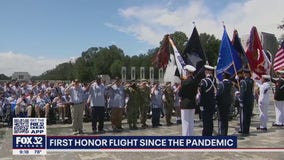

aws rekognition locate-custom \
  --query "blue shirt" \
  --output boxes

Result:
[107,84,125,108]
[89,83,106,107]
[150,87,162,108]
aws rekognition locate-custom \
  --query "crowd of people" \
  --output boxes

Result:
[0,64,284,136]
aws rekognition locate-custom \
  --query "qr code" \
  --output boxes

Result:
[13,118,29,134]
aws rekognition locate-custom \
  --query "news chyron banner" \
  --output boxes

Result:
[12,118,237,154]
[47,136,237,151]
[13,118,47,155]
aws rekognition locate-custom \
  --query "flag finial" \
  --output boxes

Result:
[222,21,225,28]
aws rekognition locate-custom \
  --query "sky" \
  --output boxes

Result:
[0,0,283,76]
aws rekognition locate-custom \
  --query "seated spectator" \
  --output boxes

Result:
[35,91,51,119]
[52,93,67,121]
[15,93,32,117]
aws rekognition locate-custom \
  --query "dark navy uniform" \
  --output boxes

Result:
[179,75,198,136]
[179,77,198,110]
[216,79,233,136]
[239,76,254,134]
[199,75,217,136]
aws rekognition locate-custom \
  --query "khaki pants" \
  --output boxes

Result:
[71,103,84,131]
[15,105,33,117]
[111,108,124,129]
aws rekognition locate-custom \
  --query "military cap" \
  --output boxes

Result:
[243,68,251,73]
[183,65,196,72]
[262,75,270,79]
[204,65,214,70]
[277,70,284,74]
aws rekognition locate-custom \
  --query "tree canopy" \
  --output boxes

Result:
[35,31,221,81]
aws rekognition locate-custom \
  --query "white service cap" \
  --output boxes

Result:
[262,75,270,79]
[183,65,196,72]
[277,70,284,74]
[204,65,214,70]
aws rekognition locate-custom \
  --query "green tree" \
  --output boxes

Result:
[169,31,188,53]
[0,74,10,80]
[278,18,284,30]
[278,18,284,42]
[36,31,220,81]
[110,60,123,78]
[199,33,221,66]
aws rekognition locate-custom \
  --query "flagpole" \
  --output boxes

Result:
[223,23,241,89]
[168,35,184,79]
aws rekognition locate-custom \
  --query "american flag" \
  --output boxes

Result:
[273,41,284,72]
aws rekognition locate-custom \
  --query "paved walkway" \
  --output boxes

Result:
[1,100,284,159]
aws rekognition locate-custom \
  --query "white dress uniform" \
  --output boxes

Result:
[257,79,271,129]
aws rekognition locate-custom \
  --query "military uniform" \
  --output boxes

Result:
[125,83,139,129]
[199,74,217,136]
[179,65,198,136]
[216,77,233,136]
[163,83,174,126]
[239,73,254,134]
[139,83,150,128]
[257,75,271,130]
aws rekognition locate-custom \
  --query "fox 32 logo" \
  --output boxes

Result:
[13,135,46,155]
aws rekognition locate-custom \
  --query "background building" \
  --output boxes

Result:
[12,72,31,81]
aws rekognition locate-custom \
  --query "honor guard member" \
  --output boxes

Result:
[256,75,271,131]
[199,65,217,136]
[271,70,284,126]
[179,65,198,136]
[125,80,139,130]
[139,80,151,128]
[216,71,233,136]
[163,81,174,126]
[239,68,254,135]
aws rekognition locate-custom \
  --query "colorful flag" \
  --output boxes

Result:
[232,30,248,68]
[216,27,242,81]
[168,36,187,79]
[152,35,170,69]
[183,27,207,80]
[163,54,181,84]
[245,26,270,78]
[273,41,284,72]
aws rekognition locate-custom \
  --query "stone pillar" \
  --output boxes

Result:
[158,68,164,84]
[131,67,136,80]
[149,67,154,84]
[140,67,145,80]
[121,66,126,82]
